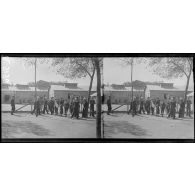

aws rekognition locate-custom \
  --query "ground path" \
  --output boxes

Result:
[103,113,194,139]
[2,113,96,138]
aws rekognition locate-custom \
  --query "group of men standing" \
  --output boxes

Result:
[10,94,193,119]
[106,95,192,119]
[31,95,96,119]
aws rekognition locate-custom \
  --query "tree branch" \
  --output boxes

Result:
[171,60,188,77]
[187,58,193,70]
[77,62,92,78]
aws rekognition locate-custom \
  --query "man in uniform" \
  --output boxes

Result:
[90,97,95,117]
[131,97,137,117]
[139,97,145,114]
[64,99,70,117]
[160,100,166,117]
[168,97,176,119]
[54,98,59,115]
[145,97,151,115]
[40,96,44,114]
[186,97,192,117]
[69,98,74,116]
[33,96,41,117]
[10,96,15,115]
[179,98,185,118]
[59,97,64,116]
[166,97,171,116]
[31,97,38,115]
[107,96,112,115]
[72,97,80,119]
[49,97,55,115]
[151,99,155,115]
[43,96,49,114]
[82,98,88,118]
[156,97,160,116]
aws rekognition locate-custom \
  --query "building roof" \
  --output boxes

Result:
[104,86,144,92]
[2,86,48,92]
[51,84,144,92]
[146,85,189,91]
[50,85,96,91]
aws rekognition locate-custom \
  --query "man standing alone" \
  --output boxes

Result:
[10,96,15,115]
[107,96,112,115]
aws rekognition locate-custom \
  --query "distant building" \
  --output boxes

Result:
[159,83,174,89]
[145,85,192,100]
[1,85,48,104]
[104,84,145,104]
[49,83,96,99]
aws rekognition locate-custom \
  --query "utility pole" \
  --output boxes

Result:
[35,58,37,100]
[94,58,102,139]
[131,62,133,101]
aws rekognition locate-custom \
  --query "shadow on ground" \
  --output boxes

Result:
[2,121,51,138]
[103,121,148,138]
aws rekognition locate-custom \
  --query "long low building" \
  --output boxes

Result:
[49,83,96,100]
[49,83,145,104]
[145,85,193,100]
[2,82,193,106]
[103,85,144,104]
[1,85,48,104]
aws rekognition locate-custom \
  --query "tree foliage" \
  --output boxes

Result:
[147,57,193,79]
[147,57,193,106]
[22,57,50,68]
[51,58,95,79]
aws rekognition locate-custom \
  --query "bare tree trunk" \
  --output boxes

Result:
[86,68,95,116]
[94,59,101,138]
[184,71,192,105]
[131,63,133,101]
[35,59,37,99]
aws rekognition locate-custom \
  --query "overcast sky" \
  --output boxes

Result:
[2,57,194,88]
[103,58,194,87]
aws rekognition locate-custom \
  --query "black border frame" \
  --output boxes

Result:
[1,53,194,143]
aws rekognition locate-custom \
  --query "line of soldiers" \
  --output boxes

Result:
[106,95,192,119]
[127,96,192,119]
[31,95,96,119]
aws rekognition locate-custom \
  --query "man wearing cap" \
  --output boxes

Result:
[179,98,185,118]
[10,96,15,115]
[168,97,176,119]
[64,99,70,117]
[139,97,145,114]
[43,96,49,114]
[156,97,160,116]
[35,96,41,117]
[90,97,95,117]
[130,96,137,117]
[160,100,166,117]
[72,97,80,119]
[186,97,192,117]
[107,96,112,115]
[145,97,151,115]
[82,98,88,118]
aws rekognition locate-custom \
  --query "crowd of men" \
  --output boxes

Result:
[10,94,193,119]
[106,95,193,119]
[10,95,96,119]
